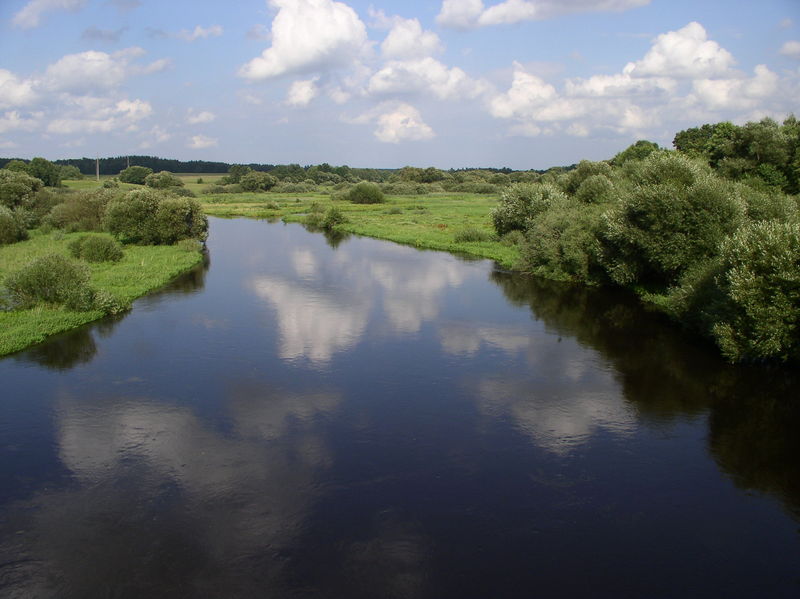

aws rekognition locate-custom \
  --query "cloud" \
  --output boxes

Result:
[352,102,435,144]
[246,24,271,40]
[176,25,223,42]
[489,62,557,119]
[238,0,369,80]
[47,98,153,134]
[41,48,166,94]
[690,65,779,111]
[628,22,735,79]
[780,40,800,59]
[188,134,218,149]
[0,110,43,134]
[286,78,320,107]
[0,69,39,109]
[186,109,216,124]
[12,0,86,29]
[381,18,443,60]
[368,57,489,100]
[436,0,650,29]
[81,26,127,43]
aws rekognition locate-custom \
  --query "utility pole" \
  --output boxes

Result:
[96,157,100,182]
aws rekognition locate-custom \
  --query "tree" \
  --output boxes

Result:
[239,171,278,192]
[0,168,43,208]
[144,171,184,189]
[224,164,251,184]
[611,140,660,165]
[119,165,154,184]
[59,164,83,180]
[26,157,61,187]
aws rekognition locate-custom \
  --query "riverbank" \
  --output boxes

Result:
[0,231,203,356]
[200,191,520,269]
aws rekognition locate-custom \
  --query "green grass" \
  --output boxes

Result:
[200,192,520,268]
[0,231,203,356]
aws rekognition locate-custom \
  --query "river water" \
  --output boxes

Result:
[1,217,798,598]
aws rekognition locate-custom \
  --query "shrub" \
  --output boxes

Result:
[0,205,28,245]
[347,182,385,204]
[611,140,661,166]
[4,254,95,311]
[737,184,797,223]
[43,189,114,232]
[491,183,566,236]
[68,234,124,263]
[500,230,525,247]
[562,160,613,195]
[322,206,347,230]
[574,174,615,204]
[22,189,63,226]
[240,171,278,192]
[153,196,208,244]
[59,165,83,180]
[102,178,120,189]
[196,177,203,184]
[711,221,800,362]
[104,188,162,244]
[0,168,43,209]
[600,153,744,287]
[265,200,280,210]
[454,227,493,243]
[119,166,153,185]
[520,200,606,283]
[25,157,61,187]
[145,171,184,189]
[167,187,196,198]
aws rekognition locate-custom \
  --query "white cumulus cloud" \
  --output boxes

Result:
[176,25,223,42]
[0,69,39,109]
[780,40,800,59]
[352,102,435,144]
[629,22,735,79]
[47,98,152,134]
[187,109,216,124]
[41,48,166,94]
[437,0,650,29]
[188,134,218,149]
[286,78,320,107]
[368,57,489,100]
[381,17,443,60]
[12,0,86,29]
[238,0,369,80]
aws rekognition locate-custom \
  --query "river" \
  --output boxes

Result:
[1,217,798,598]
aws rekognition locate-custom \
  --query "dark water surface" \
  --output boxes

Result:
[1,218,798,598]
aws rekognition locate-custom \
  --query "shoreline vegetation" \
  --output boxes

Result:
[1,115,798,362]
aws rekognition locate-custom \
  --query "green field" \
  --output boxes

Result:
[0,231,203,356]
[199,190,520,269]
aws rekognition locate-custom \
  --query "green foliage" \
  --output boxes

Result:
[68,234,124,263]
[102,178,120,189]
[520,199,606,282]
[145,170,184,189]
[224,164,251,184]
[105,189,206,245]
[322,206,347,230]
[4,253,95,311]
[240,171,278,192]
[0,206,28,245]
[59,164,83,180]
[738,185,798,223]
[119,165,154,184]
[0,168,43,209]
[25,157,62,187]
[153,196,208,244]
[44,189,114,232]
[454,227,493,243]
[574,174,615,204]
[562,160,613,195]
[491,182,566,236]
[712,221,800,362]
[611,140,660,166]
[347,182,385,204]
[601,153,744,287]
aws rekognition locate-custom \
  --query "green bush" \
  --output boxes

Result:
[240,171,278,192]
[0,205,28,245]
[738,184,797,223]
[119,166,153,184]
[68,234,124,263]
[43,189,114,232]
[491,183,566,236]
[562,160,613,195]
[574,174,615,204]
[711,221,800,362]
[102,178,120,189]
[322,206,347,230]
[167,187,196,198]
[59,165,83,180]
[0,168,43,209]
[22,189,63,227]
[520,200,606,283]
[145,171,184,189]
[4,254,95,311]
[153,196,208,244]
[104,189,162,244]
[600,153,744,287]
[454,227,493,243]
[347,182,385,204]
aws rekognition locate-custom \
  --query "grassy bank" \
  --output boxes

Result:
[200,192,520,269]
[0,231,203,356]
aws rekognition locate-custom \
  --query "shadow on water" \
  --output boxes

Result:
[490,270,800,521]
[9,252,210,371]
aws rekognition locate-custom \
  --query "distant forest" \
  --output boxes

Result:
[0,155,538,179]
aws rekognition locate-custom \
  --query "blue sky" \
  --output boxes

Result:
[1,0,798,169]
